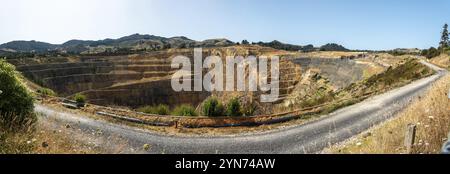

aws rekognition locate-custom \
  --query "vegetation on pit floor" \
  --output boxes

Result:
[171,105,198,116]
[202,97,225,117]
[136,98,252,117]
[328,74,450,154]
[73,93,87,104]
[225,98,242,117]
[36,87,56,97]
[138,104,199,116]
[137,104,170,115]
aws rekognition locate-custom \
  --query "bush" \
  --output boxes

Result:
[421,47,440,59]
[202,97,224,117]
[172,105,197,116]
[225,98,242,116]
[0,59,36,131]
[37,87,55,96]
[73,93,86,104]
[138,104,170,115]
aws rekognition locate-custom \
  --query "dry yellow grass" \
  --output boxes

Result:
[327,74,450,154]
[430,54,450,69]
[0,125,101,154]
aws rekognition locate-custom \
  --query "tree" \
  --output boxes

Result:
[241,40,250,45]
[421,47,440,59]
[439,24,449,51]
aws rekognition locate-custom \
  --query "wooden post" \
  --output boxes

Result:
[404,124,416,154]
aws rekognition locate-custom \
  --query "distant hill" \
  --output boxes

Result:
[0,34,350,56]
[254,40,315,52]
[0,34,235,55]
[319,43,349,51]
[253,41,350,52]
[0,40,58,53]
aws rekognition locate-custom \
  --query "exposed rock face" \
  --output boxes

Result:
[82,79,211,108]
[203,46,303,114]
[16,59,174,96]
[291,58,369,90]
[281,68,334,108]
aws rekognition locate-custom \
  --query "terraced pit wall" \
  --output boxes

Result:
[9,55,211,108]
[8,48,303,109]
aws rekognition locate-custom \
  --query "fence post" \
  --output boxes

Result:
[404,124,416,154]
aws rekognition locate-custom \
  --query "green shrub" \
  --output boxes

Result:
[225,98,242,117]
[202,97,224,117]
[138,104,170,115]
[0,59,36,131]
[421,47,440,59]
[172,105,197,116]
[73,93,86,104]
[37,87,56,96]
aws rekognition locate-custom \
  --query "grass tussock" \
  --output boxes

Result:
[171,105,198,116]
[36,87,56,97]
[330,74,450,154]
[73,93,87,104]
[137,104,170,115]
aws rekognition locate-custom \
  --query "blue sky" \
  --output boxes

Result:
[1,0,449,50]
